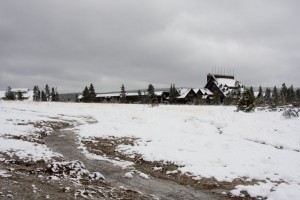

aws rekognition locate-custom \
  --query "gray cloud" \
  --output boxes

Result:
[0,0,299,92]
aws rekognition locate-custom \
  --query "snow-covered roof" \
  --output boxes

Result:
[193,89,200,93]
[177,88,192,99]
[215,78,237,88]
[96,93,120,98]
[200,88,213,95]
[11,88,30,93]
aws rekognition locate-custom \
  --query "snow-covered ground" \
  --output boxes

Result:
[0,101,299,199]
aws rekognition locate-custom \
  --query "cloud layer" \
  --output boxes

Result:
[1,0,299,92]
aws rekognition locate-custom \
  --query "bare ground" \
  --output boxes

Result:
[0,119,261,200]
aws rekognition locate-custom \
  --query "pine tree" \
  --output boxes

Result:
[296,89,300,102]
[280,83,288,105]
[88,83,96,102]
[272,86,279,106]
[249,86,254,96]
[5,86,15,100]
[41,90,47,101]
[147,84,157,106]
[17,91,23,100]
[256,85,264,105]
[37,89,41,101]
[51,87,55,101]
[287,85,295,103]
[82,86,90,102]
[237,89,256,112]
[120,84,127,103]
[264,87,271,104]
[45,84,50,101]
[169,84,178,104]
[33,86,37,101]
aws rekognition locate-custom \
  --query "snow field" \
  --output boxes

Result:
[0,101,300,199]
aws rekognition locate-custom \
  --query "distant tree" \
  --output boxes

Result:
[264,87,271,104]
[51,87,56,101]
[82,86,90,102]
[41,90,47,101]
[169,84,178,104]
[272,86,280,106]
[5,86,15,100]
[258,86,263,98]
[249,86,254,96]
[237,89,256,112]
[120,84,127,103]
[287,85,295,103]
[17,91,23,100]
[147,84,157,106]
[45,84,50,101]
[296,89,300,102]
[256,85,264,105]
[33,85,40,101]
[88,83,96,102]
[280,83,288,105]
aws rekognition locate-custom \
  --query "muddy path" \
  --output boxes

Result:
[45,128,228,200]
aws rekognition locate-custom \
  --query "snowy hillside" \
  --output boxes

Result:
[0,101,299,199]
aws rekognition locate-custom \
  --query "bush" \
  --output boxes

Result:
[237,89,256,112]
[282,108,299,118]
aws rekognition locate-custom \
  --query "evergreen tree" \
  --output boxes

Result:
[41,90,47,101]
[88,83,96,102]
[264,87,271,104]
[51,87,56,101]
[147,84,157,106]
[272,86,279,106]
[33,85,40,101]
[5,86,15,100]
[256,85,264,105]
[249,86,254,96]
[45,84,50,101]
[169,84,178,104]
[280,83,288,105]
[237,89,256,112]
[37,89,41,101]
[287,85,295,103]
[33,86,37,101]
[82,86,90,102]
[17,91,23,100]
[258,86,263,98]
[120,84,127,103]
[296,89,300,102]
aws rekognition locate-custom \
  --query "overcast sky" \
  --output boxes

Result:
[0,0,299,93]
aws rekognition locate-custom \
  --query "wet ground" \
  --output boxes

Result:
[44,128,228,200]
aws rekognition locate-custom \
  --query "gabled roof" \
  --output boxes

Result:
[177,88,194,99]
[11,88,30,93]
[200,88,213,95]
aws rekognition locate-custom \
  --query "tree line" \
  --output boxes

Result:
[80,83,159,106]
[32,84,59,102]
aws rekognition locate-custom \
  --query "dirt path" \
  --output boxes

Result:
[45,128,228,200]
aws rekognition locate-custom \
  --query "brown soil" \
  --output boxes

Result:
[0,121,154,200]
[83,137,265,200]
[0,155,153,199]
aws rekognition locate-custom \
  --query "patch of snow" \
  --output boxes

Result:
[124,172,134,178]
[0,170,11,177]
[139,172,150,179]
